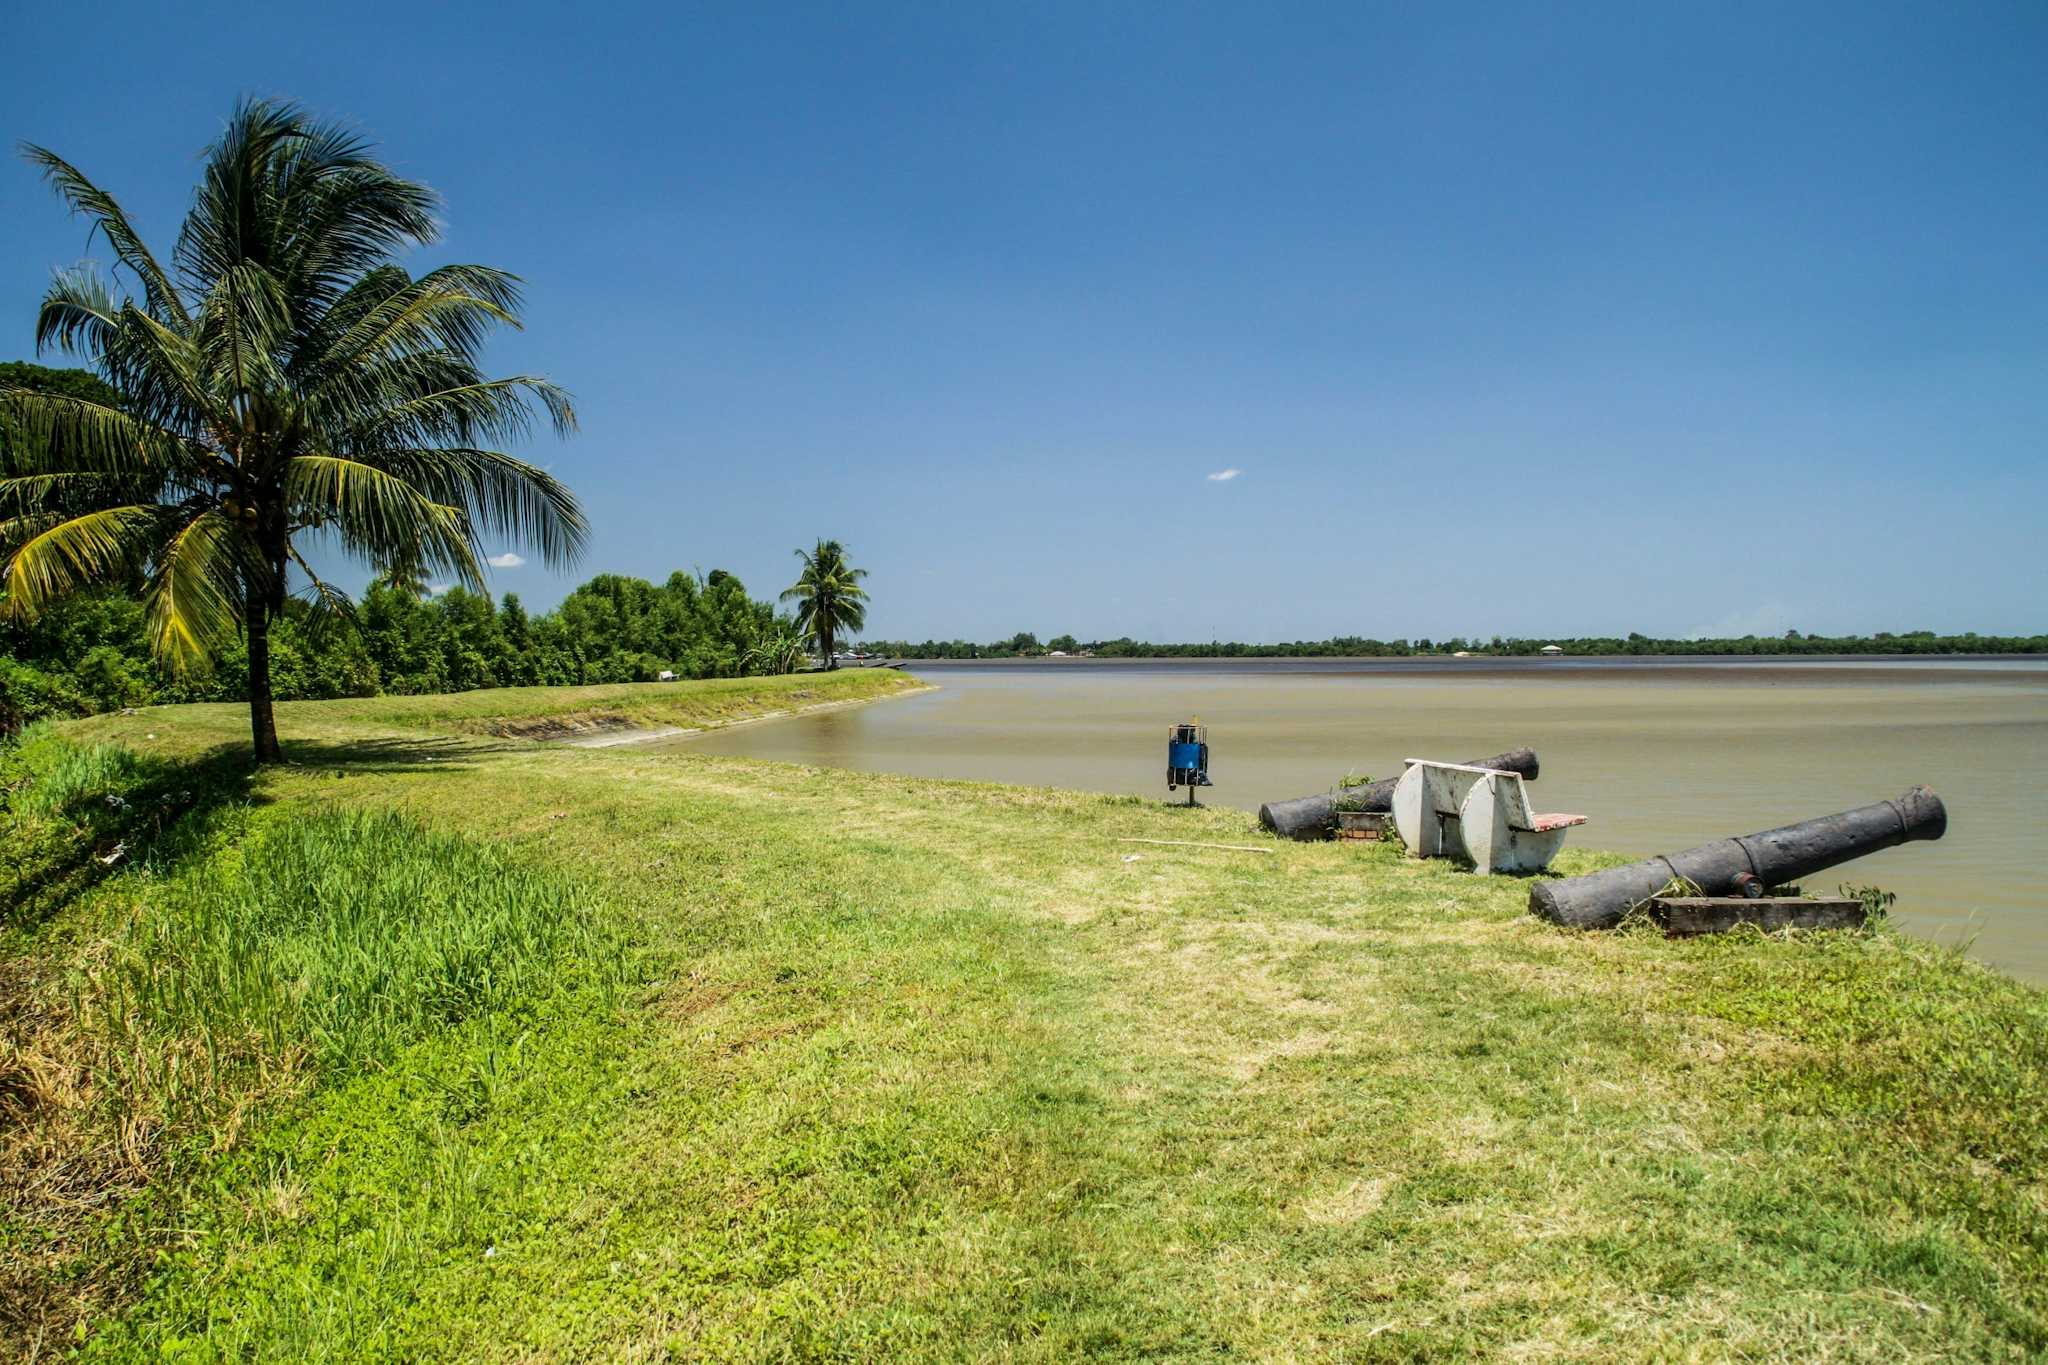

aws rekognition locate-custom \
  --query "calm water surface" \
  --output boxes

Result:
[658,658,2048,984]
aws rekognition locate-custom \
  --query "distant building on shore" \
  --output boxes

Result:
[1540,644,1565,656]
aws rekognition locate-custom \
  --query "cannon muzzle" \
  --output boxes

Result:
[1259,747,1540,841]
[1529,786,1947,930]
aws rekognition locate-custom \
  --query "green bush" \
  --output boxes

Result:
[72,645,152,711]
[0,657,87,737]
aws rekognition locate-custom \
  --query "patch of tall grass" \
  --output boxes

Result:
[88,808,636,1126]
[6,737,150,820]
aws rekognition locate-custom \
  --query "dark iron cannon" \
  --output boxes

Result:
[1259,747,1541,841]
[1529,785,1947,930]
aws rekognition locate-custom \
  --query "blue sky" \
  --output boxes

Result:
[5,1,2044,641]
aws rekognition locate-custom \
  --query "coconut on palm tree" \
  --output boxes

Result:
[0,99,584,761]
[780,539,868,670]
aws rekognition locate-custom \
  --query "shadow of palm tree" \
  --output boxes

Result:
[3,744,257,933]
[2,731,531,933]
[276,733,526,772]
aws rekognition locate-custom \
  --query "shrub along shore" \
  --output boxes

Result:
[3,671,2044,1359]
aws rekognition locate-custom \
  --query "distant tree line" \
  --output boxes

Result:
[0,569,808,736]
[863,629,2048,660]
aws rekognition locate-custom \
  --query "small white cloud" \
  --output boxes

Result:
[1206,468,1241,482]
[487,552,526,569]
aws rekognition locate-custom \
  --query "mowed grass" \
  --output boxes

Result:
[4,677,2045,1360]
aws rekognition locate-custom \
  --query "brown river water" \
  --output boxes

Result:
[651,658,2048,985]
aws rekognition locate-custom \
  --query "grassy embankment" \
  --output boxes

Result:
[4,670,2045,1360]
[320,669,925,739]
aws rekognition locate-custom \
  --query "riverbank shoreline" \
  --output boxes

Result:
[5,677,2043,1358]
[904,651,2048,663]
[554,681,938,748]
[899,654,2048,685]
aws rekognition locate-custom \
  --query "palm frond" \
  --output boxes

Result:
[147,507,243,672]
[0,471,149,518]
[304,267,523,391]
[268,125,440,307]
[351,376,577,448]
[176,100,441,320]
[284,453,484,588]
[98,307,219,440]
[0,388,221,485]
[0,505,161,616]
[341,446,586,566]
[286,542,357,623]
[196,260,293,405]
[20,144,189,323]
[33,265,125,358]
[172,97,313,291]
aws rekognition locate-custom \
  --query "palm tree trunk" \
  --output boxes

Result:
[246,541,285,764]
[246,593,283,763]
[821,620,835,670]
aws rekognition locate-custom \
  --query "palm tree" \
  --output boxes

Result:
[780,540,868,670]
[380,557,432,601]
[0,99,584,761]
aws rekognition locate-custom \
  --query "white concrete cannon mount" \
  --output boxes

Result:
[1391,759,1587,874]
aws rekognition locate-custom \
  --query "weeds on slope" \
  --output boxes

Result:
[1,735,639,1360]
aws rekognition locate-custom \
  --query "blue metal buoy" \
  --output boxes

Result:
[1167,721,1211,805]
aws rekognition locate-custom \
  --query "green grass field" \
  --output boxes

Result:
[4,672,2045,1360]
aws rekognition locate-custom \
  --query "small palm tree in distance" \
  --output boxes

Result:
[780,539,868,670]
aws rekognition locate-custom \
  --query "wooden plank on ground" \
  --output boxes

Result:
[1651,897,1868,937]
[1116,837,1275,855]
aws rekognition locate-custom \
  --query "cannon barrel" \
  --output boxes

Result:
[1259,747,1541,841]
[1529,785,1947,930]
